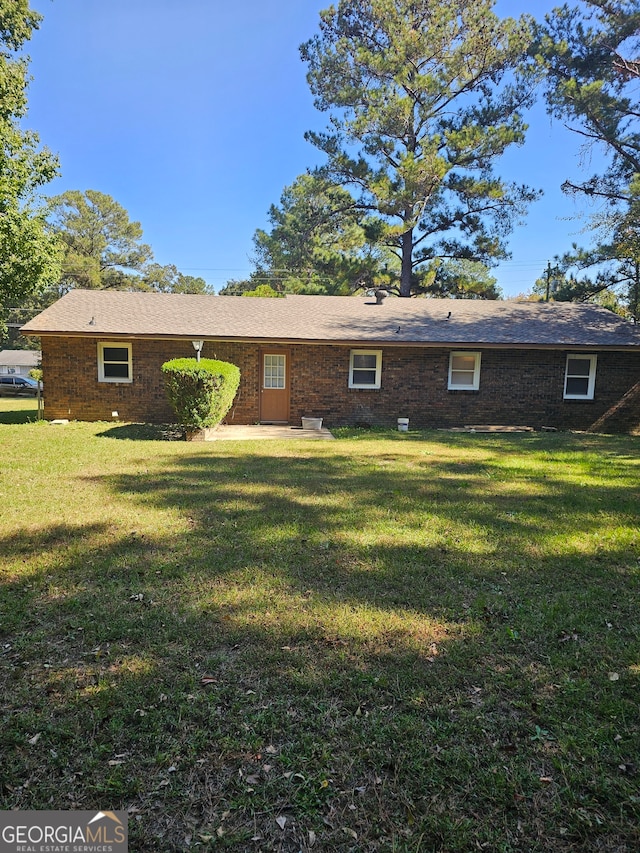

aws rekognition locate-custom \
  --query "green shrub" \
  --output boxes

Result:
[242,284,284,297]
[161,358,240,431]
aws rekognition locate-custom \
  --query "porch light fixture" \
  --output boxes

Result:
[192,339,204,362]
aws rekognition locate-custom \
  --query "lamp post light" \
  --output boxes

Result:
[192,340,204,362]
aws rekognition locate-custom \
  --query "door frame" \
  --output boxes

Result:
[259,348,290,423]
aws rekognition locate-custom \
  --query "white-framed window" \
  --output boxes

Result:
[98,342,132,383]
[349,349,382,389]
[448,351,481,390]
[263,354,286,389]
[564,353,597,400]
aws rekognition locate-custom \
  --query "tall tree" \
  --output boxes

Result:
[0,0,61,326]
[247,174,501,298]
[300,0,538,297]
[534,0,640,203]
[428,259,502,299]
[47,190,153,291]
[43,190,211,303]
[218,279,255,296]
[251,174,393,295]
[140,263,210,294]
[533,1,640,316]
[531,204,640,319]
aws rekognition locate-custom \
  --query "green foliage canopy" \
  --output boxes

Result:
[140,263,210,294]
[533,0,640,204]
[531,1,640,317]
[242,284,284,297]
[0,0,61,319]
[251,174,393,295]
[299,0,539,296]
[47,190,153,291]
[45,190,212,301]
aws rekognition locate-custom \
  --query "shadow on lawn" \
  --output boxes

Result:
[1,436,639,851]
[0,405,40,424]
[96,422,185,441]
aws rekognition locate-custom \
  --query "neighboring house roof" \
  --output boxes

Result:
[0,349,41,367]
[20,289,640,349]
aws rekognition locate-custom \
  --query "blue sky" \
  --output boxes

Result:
[26,0,606,297]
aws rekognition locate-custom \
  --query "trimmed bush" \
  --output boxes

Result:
[162,357,240,431]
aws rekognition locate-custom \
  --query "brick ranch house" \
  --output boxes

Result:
[21,289,640,433]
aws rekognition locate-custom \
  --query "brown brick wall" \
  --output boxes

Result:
[40,338,262,424]
[40,336,640,433]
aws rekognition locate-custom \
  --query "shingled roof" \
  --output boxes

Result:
[20,289,640,349]
[0,349,40,367]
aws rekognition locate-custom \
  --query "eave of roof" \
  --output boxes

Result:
[21,330,640,352]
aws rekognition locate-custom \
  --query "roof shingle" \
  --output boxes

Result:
[20,289,640,349]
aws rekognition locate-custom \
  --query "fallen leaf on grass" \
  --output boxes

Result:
[308,829,316,846]
[342,827,358,840]
[265,744,277,754]
[200,675,217,685]
[27,733,42,746]
[539,776,553,784]
[559,631,579,643]
[608,672,620,681]
[275,816,287,830]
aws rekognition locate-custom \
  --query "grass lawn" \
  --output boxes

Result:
[0,396,42,424]
[1,406,639,851]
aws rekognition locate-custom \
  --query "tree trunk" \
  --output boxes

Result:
[400,226,413,297]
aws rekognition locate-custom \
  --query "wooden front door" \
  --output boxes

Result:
[260,351,289,423]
